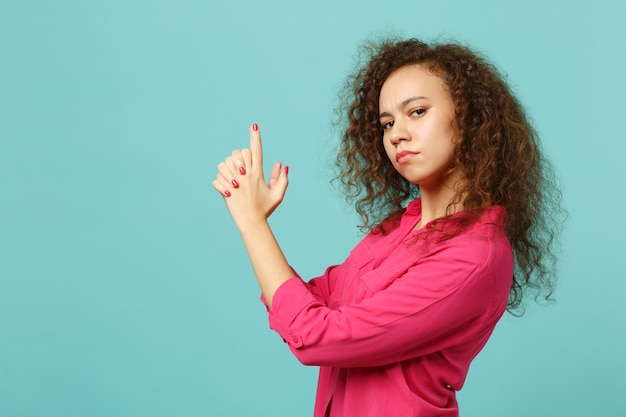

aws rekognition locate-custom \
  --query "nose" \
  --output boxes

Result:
[388,119,411,145]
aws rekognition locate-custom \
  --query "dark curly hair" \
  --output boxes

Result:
[334,37,564,313]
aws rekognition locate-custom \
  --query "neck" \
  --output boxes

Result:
[414,171,464,230]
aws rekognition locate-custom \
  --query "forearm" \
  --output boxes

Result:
[212,124,293,307]
[238,219,294,309]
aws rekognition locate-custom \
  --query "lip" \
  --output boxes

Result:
[396,151,418,164]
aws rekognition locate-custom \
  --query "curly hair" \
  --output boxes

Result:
[334,37,564,313]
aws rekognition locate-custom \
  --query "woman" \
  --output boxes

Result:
[212,38,561,417]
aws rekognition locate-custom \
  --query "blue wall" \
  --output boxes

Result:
[1,1,624,416]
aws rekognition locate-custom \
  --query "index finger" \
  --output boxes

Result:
[250,123,263,172]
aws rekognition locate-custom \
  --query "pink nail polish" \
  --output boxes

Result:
[252,123,258,131]
[231,179,239,188]
[224,190,231,197]
[239,167,246,175]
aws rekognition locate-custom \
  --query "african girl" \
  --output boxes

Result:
[212,38,561,417]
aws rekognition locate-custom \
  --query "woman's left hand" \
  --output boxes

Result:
[212,123,289,230]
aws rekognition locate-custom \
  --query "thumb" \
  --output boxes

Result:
[269,162,289,195]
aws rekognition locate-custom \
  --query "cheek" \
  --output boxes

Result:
[437,137,456,155]
[426,137,455,166]
[441,141,458,166]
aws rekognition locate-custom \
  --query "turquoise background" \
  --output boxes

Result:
[1,0,624,416]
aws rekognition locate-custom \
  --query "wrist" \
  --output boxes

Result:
[235,215,270,236]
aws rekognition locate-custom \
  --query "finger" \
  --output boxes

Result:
[277,165,289,194]
[231,149,246,176]
[215,171,233,191]
[225,153,242,187]
[269,162,289,191]
[212,179,231,197]
[269,164,289,204]
[250,123,263,173]
[218,161,240,189]
[268,161,282,188]
[241,149,252,173]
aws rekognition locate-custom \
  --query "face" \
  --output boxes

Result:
[379,64,460,190]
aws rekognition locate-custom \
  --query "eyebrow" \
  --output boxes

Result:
[379,96,427,119]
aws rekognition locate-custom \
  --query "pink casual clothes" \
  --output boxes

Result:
[264,199,513,417]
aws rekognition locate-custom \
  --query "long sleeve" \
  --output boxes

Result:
[266,228,513,368]
[260,263,344,307]
[302,264,343,305]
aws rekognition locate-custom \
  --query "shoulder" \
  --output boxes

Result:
[455,206,510,248]
[440,206,512,266]
[406,206,512,284]
[431,207,514,296]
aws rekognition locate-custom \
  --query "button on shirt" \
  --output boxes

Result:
[264,199,513,417]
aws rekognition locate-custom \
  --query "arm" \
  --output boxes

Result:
[267,237,513,368]
[212,124,293,308]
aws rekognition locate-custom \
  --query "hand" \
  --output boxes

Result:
[212,124,289,229]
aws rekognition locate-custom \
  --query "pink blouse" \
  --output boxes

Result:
[264,199,513,417]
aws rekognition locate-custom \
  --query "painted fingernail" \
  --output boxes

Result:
[252,123,258,131]
[239,166,246,175]
[224,190,231,197]
[231,179,239,188]
[284,166,289,175]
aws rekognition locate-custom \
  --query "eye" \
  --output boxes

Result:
[410,108,426,117]
[381,120,394,131]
